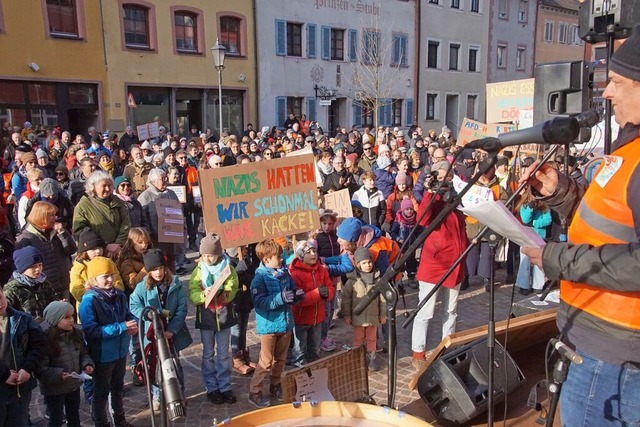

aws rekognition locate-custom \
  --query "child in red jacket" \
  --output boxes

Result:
[289,240,334,367]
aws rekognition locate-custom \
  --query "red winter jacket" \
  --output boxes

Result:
[416,191,469,288]
[289,258,335,325]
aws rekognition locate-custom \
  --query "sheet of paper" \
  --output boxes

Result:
[204,264,232,308]
[294,367,335,402]
[459,199,546,248]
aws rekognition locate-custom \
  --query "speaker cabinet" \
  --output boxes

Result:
[417,338,525,426]
[579,0,639,43]
[534,61,592,143]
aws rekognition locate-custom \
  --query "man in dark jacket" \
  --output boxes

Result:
[119,126,139,152]
[321,156,353,195]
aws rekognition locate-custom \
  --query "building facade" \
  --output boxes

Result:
[534,0,583,65]
[417,0,489,136]
[255,0,416,133]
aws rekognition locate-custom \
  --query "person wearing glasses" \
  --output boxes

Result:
[53,165,71,193]
[113,176,146,230]
[358,142,377,172]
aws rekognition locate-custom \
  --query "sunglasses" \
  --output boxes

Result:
[363,147,372,151]
[264,152,273,156]
[55,172,65,176]
[214,162,223,166]
[119,183,131,188]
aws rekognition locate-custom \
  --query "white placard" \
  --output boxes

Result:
[167,185,186,203]
[294,367,335,402]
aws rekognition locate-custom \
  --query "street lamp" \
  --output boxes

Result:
[211,39,227,141]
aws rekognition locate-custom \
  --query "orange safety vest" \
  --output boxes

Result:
[561,138,640,330]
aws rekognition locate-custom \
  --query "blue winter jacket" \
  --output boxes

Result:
[373,168,396,198]
[79,288,137,363]
[129,275,193,352]
[519,204,552,239]
[250,264,295,335]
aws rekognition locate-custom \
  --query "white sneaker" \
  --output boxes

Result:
[152,394,161,412]
[320,337,337,352]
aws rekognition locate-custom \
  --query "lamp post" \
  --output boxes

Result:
[211,39,227,141]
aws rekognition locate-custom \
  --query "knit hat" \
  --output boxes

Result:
[200,234,223,256]
[319,209,338,221]
[376,156,392,170]
[345,153,358,165]
[337,217,363,242]
[396,130,404,137]
[86,256,117,280]
[163,147,175,157]
[36,149,48,159]
[13,246,43,273]
[114,175,130,188]
[305,135,316,143]
[295,239,317,260]
[610,25,640,81]
[143,249,165,272]
[140,140,152,150]
[401,197,414,212]
[39,178,60,198]
[395,172,411,186]
[43,301,74,327]
[78,228,106,253]
[354,247,373,265]
[54,165,69,177]
[21,151,37,164]
[334,143,345,152]
[378,144,390,154]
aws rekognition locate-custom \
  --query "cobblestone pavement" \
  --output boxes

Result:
[29,254,540,426]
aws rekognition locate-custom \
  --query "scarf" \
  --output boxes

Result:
[114,192,132,203]
[396,209,417,227]
[263,262,287,279]
[100,160,115,176]
[614,123,640,151]
[317,160,334,176]
[201,253,231,289]
[12,271,47,286]
[92,287,117,304]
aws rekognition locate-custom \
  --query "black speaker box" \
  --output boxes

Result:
[533,61,592,143]
[417,338,525,426]
[579,0,640,43]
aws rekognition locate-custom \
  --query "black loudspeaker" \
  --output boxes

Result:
[579,0,639,43]
[417,338,525,426]
[533,61,592,143]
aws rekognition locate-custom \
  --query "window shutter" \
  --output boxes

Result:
[393,35,400,65]
[321,26,331,60]
[405,99,414,126]
[401,37,408,65]
[276,96,287,126]
[348,29,357,62]
[385,100,393,126]
[275,20,286,56]
[306,97,317,121]
[307,24,317,58]
[353,103,362,127]
[377,102,384,126]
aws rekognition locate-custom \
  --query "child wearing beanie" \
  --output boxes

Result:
[78,256,137,427]
[341,247,386,371]
[3,245,58,323]
[188,234,239,405]
[289,239,334,366]
[390,197,422,284]
[129,248,192,410]
[39,301,94,427]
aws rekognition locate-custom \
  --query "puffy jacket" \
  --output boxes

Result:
[117,254,145,293]
[353,224,400,274]
[188,260,238,331]
[519,204,552,239]
[385,191,419,225]
[341,269,386,326]
[70,258,125,311]
[3,273,58,322]
[250,264,296,335]
[130,275,193,352]
[79,288,136,363]
[373,168,396,198]
[352,186,386,228]
[289,258,334,326]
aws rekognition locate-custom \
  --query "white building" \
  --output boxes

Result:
[255,0,416,133]
[417,0,490,137]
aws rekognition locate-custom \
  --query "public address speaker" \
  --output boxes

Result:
[417,337,525,426]
[579,0,640,43]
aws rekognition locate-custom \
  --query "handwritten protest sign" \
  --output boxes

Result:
[167,185,186,203]
[156,199,184,244]
[136,124,149,141]
[323,189,353,220]
[486,78,534,123]
[457,118,488,146]
[136,122,160,141]
[199,153,320,247]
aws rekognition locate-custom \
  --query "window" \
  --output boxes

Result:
[174,12,197,52]
[392,99,402,126]
[497,43,507,68]
[427,40,439,69]
[451,0,460,8]
[220,16,241,55]
[516,46,526,71]
[426,93,438,120]
[363,30,380,65]
[466,94,477,120]
[47,0,78,36]
[429,0,439,4]
[544,20,554,43]
[518,0,528,23]
[558,22,568,44]
[470,0,480,13]
[570,25,580,45]
[498,0,507,19]
[287,22,302,57]
[287,97,304,118]
[468,46,479,72]
[331,28,344,61]
[123,5,149,48]
[392,34,408,66]
[594,46,607,61]
[449,43,460,70]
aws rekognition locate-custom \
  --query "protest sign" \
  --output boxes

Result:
[199,153,320,247]
[192,186,201,204]
[167,185,186,203]
[136,124,149,141]
[204,264,232,309]
[323,188,353,219]
[136,122,160,141]
[457,118,488,146]
[156,199,185,244]
[486,78,534,123]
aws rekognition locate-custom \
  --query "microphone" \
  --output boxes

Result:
[150,308,187,421]
[465,110,600,151]
[550,338,583,365]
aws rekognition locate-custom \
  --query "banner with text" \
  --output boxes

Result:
[486,78,534,123]
[457,118,488,146]
[199,154,320,247]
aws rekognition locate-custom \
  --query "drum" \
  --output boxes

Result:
[228,401,433,427]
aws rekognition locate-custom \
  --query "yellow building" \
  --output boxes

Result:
[0,1,257,139]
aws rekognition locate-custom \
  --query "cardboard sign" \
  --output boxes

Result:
[156,199,185,244]
[136,121,160,141]
[167,185,186,203]
[148,122,160,138]
[204,264,232,308]
[457,117,488,146]
[323,188,353,219]
[486,78,534,123]
[192,186,201,204]
[137,124,149,141]
[199,153,320,247]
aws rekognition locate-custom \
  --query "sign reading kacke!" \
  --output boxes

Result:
[198,153,320,247]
